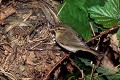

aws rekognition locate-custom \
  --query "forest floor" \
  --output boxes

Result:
[0,0,70,80]
[1,0,120,80]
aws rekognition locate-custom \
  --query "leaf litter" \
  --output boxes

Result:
[0,0,120,80]
[0,0,66,79]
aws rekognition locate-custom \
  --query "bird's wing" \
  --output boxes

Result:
[57,29,89,49]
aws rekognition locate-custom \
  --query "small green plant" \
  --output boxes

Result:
[58,0,120,79]
[59,0,120,41]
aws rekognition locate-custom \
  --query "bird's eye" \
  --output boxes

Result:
[57,27,61,30]
[56,27,65,31]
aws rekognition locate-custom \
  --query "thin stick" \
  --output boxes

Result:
[23,10,32,22]
[89,22,95,36]
[90,64,95,80]
[87,25,120,43]
[57,2,66,16]
[48,7,60,23]
[44,54,70,80]
[69,58,84,79]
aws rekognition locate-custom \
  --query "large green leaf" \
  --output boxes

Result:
[85,0,106,8]
[89,0,120,28]
[106,71,120,80]
[73,57,92,75]
[59,0,92,40]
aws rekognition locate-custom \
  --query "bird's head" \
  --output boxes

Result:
[54,27,66,38]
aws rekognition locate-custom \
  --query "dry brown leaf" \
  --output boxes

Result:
[2,44,13,53]
[26,51,36,65]
[5,21,20,33]
[21,78,32,80]
[0,6,16,20]
[110,33,119,52]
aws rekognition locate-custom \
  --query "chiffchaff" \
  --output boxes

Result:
[54,23,100,56]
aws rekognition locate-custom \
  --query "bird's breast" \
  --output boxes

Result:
[57,42,80,53]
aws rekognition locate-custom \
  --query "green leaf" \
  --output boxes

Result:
[106,69,120,80]
[96,67,109,73]
[106,74,120,80]
[78,58,93,67]
[93,76,105,80]
[112,74,120,80]
[85,75,91,80]
[89,0,120,28]
[59,0,92,40]
[85,75,104,80]
[64,0,86,11]
[85,0,106,8]
[96,67,120,80]
[73,57,92,75]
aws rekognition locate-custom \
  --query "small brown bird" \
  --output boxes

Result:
[54,23,100,56]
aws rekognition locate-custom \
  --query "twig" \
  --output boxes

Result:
[87,25,120,43]
[89,22,95,36]
[44,54,70,80]
[0,67,17,80]
[48,7,60,23]
[90,64,95,80]
[23,10,32,22]
[0,6,16,20]
[69,58,84,79]
[57,2,66,16]
[68,76,75,80]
